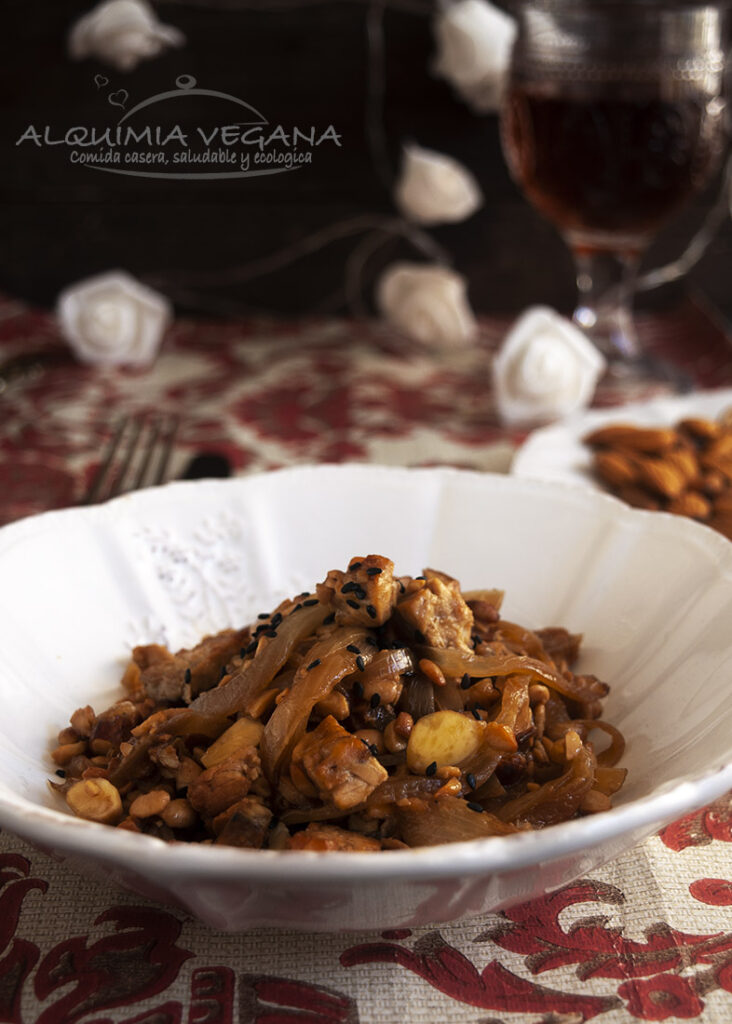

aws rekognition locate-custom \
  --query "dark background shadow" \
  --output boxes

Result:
[2,0,731,322]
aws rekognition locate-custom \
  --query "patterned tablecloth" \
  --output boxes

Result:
[1,293,732,1023]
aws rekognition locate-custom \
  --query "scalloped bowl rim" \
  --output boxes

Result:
[0,463,731,885]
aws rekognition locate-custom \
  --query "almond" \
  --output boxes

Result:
[706,434,732,459]
[664,445,699,483]
[637,458,686,499]
[583,424,676,453]
[667,491,711,520]
[594,451,638,487]
[708,512,732,540]
[615,485,661,511]
[701,469,726,496]
[712,491,732,514]
[700,453,732,482]
[678,417,721,442]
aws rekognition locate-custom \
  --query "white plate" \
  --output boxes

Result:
[512,387,732,490]
[0,464,731,932]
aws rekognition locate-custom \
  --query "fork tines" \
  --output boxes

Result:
[84,413,179,505]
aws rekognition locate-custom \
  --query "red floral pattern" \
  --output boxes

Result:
[1,293,732,1020]
[6,857,732,1022]
[659,793,732,851]
[340,878,732,1021]
[618,974,705,1021]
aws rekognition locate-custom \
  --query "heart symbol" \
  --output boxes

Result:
[94,74,109,89]
[108,89,128,109]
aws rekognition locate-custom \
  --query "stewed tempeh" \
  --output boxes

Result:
[51,555,625,851]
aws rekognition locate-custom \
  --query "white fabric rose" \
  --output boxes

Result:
[433,0,517,114]
[56,271,172,367]
[376,263,478,348]
[395,144,483,226]
[493,307,606,426]
[69,0,185,72]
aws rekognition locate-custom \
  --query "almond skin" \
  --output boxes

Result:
[637,458,686,499]
[615,485,661,511]
[712,492,732,514]
[708,512,732,540]
[584,425,677,453]
[664,445,699,483]
[679,417,721,442]
[667,491,712,521]
[594,451,638,487]
[700,453,732,482]
[701,470,726,496]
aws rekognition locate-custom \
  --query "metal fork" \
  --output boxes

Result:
[83,412,180,504]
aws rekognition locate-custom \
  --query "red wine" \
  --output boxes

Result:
[502,83,726,248]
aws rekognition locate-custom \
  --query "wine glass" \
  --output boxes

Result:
[500,0,729,386]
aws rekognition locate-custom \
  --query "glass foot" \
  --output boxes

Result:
[601,353,694,395]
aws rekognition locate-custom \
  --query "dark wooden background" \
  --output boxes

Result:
[2,0,731,322]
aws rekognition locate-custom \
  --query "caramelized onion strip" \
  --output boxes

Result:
[190,602,327,717]
[261,627,372,781]
[578,718,626,767]
[497,745,597,827]
[398,795,519,846]
[422,647,600,704]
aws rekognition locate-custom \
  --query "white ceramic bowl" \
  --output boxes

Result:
[512,386,732,489]
[1,464,731,933]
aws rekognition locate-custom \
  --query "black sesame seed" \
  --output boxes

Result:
[460,673,472,690]
[307,658,321,671]
[346,643,361,654]
[346,599,360,610]
[398,580,406,593]
[355,586,367,600]
[240,647,247,658]
[264,629,278,638]
[416,575,426,581]
[472,634,482,647]
[353,680,364,698]
[292,603,303,612]
[55,768,66,778]
[349,561,363,571]
[366,566,383,576]
[245,640,257,654]
[341,581,360,594]
[425,761,437,777]
[366,604,377,619]
[466,773,477,790]
[369,693,381,708]
[257,612,269,620]
[303,598,319,607]
[356,655,366,672]
[322,612,336,625]
[184,668,192,684]
[368,744,380,757]
[300,591,311,597]
[365,636,379,647]
[271,612,283,627]
[467,801,484,813]
[470,707,481,720]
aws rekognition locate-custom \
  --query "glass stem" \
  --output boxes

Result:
[571,247,642,361]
